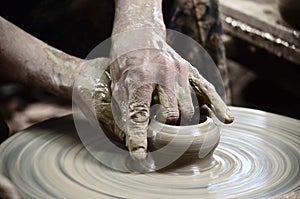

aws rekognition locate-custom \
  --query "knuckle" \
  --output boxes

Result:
[162,107,180,122]
[111,82,125,99]
[158,58,170,66]
[206,82,216,93]
[179,97,195,119]
[182,106,195,118]
[125,135,147,153]
[190,67,199,76]
[125,55,144,67]
[111,81,120,93]
[123,75,133,88]
[129,103,149,123]
[152,52,171,65]
[119,69,133,87]
[173,61,186,74]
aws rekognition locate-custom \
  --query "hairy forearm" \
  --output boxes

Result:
[0,16,83,99]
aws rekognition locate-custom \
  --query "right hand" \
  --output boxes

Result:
[109,33,234,160]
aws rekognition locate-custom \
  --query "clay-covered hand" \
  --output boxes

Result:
[110,38,234,160]
[0,174,21,199]
[109,0,234,160]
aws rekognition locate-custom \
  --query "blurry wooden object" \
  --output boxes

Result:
[278,0,300,29]
[219,0,300,65]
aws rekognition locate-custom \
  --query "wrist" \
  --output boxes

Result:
[113,0,165,37]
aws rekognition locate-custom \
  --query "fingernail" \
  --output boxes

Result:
[130,148,147,160]
[225,110,234,124]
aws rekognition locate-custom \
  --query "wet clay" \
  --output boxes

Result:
[0,107,299,198]
[147,116,220,172]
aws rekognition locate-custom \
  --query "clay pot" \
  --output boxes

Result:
[147,116,220,171]
[278,0,300,28]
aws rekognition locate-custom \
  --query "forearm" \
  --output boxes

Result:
[0,16,83,99]
[113,0,165,36]
[111,0,168,61]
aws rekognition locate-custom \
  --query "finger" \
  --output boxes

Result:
[126,84,154,160]
[200,104,212,118]
[189,67,234,124]
[0,174,22,199]
[111,81,129,138]
[174,65,195,124]
[176,85,195,124]
[156,85,180,125]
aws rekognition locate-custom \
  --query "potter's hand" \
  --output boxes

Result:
[110,35,234,160]
[0,174,22,199]
[111,0,234,160]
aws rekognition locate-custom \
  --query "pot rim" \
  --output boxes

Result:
[148,116,218,136]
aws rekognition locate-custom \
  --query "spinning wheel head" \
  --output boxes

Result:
[0,107,299,198]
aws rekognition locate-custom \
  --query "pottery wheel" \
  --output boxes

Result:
[0,107,299,198]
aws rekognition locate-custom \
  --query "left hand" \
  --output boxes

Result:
[0,174,21,199]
